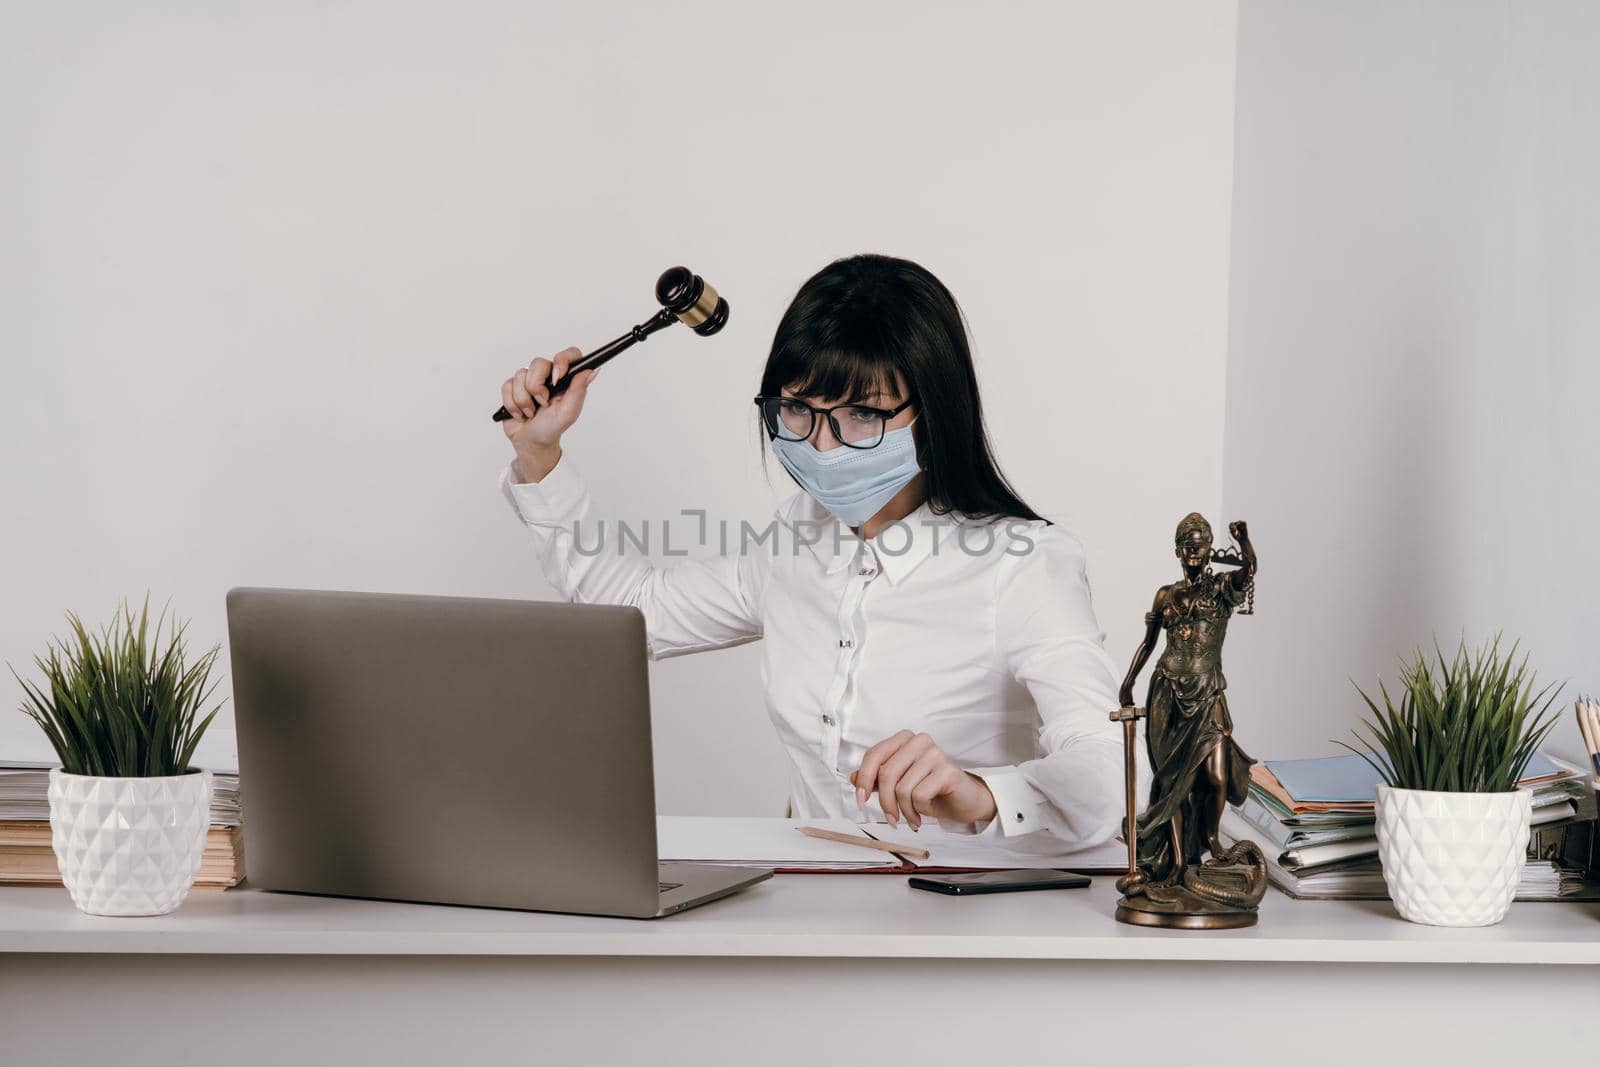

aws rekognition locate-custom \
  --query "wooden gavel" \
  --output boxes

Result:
[490,266,729,422]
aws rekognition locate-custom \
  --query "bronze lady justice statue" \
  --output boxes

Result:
[1111,514,1267,928]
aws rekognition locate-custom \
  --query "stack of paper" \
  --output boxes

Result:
[1219,751,1591,900]
[1240,853,1588,902]
[0,820,244,890]
[0,761,242,826]
[657,816,1130,872]
[0,761,245,890]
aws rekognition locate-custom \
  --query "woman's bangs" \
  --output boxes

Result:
[771,344,899,405]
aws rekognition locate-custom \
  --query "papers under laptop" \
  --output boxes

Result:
[657,816,1129,873]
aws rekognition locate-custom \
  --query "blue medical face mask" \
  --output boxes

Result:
[770,421,922,528]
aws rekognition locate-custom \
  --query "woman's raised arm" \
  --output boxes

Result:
[496,350,766,659]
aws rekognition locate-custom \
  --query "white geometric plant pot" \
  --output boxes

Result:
[1374,784,1531,928]
[47,768,213,917]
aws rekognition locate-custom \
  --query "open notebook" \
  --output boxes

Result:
[657,816,1130,873]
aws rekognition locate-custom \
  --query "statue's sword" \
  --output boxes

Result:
[1109,705,1147,880]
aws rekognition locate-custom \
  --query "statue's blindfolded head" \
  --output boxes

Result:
[1175,512,1213,548]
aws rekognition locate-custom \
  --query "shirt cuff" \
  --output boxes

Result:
[932,814,992,836]
[970,767,1048,839]
[498,453,587,525]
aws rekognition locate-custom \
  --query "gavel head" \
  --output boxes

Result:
[656,266,729,336]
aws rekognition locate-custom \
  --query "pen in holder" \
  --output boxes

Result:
[1575,695,1600,779]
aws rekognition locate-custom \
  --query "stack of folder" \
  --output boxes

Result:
[0,761,245,890]
[1220,752,1592,900]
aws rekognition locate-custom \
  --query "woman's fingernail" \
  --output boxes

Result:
[855,788,866,807]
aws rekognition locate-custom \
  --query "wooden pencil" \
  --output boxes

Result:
[796,825,931,860]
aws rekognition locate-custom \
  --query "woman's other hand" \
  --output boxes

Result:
[849,730,998,829]
[501,347,598,482]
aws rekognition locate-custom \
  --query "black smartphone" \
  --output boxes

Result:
[908,869,1092,895]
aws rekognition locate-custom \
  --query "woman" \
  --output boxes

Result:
[496,254,1140,847]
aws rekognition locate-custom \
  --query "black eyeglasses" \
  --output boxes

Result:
[753,395,914,450]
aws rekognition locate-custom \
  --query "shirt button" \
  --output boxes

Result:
[822,715,835,726]
[838,638,854,648]
[1015,812,1025,823]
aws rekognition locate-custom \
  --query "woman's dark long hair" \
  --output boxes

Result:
[759,253,1045,523]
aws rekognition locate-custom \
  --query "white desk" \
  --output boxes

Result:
[4,877,1598,1065]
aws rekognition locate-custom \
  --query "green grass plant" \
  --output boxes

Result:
[1340,635,1562,793]
[10,595,223,777]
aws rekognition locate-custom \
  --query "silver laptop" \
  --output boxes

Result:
[226,587,772,918]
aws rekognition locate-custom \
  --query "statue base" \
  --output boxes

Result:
[1115,895,1258,930]
[1113,842,1268,929]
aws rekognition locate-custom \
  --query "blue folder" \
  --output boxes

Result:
[1264,752,1565,804]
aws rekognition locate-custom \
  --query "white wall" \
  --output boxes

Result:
[0,2,1240,811]
[1222,0,1600,763]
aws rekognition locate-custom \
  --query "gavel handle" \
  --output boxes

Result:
[490,307,677,422]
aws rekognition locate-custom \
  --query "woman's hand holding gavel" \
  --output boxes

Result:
[501,347,599,484]
[491,267,728,485]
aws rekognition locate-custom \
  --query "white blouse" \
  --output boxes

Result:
[498,454,1149,850]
